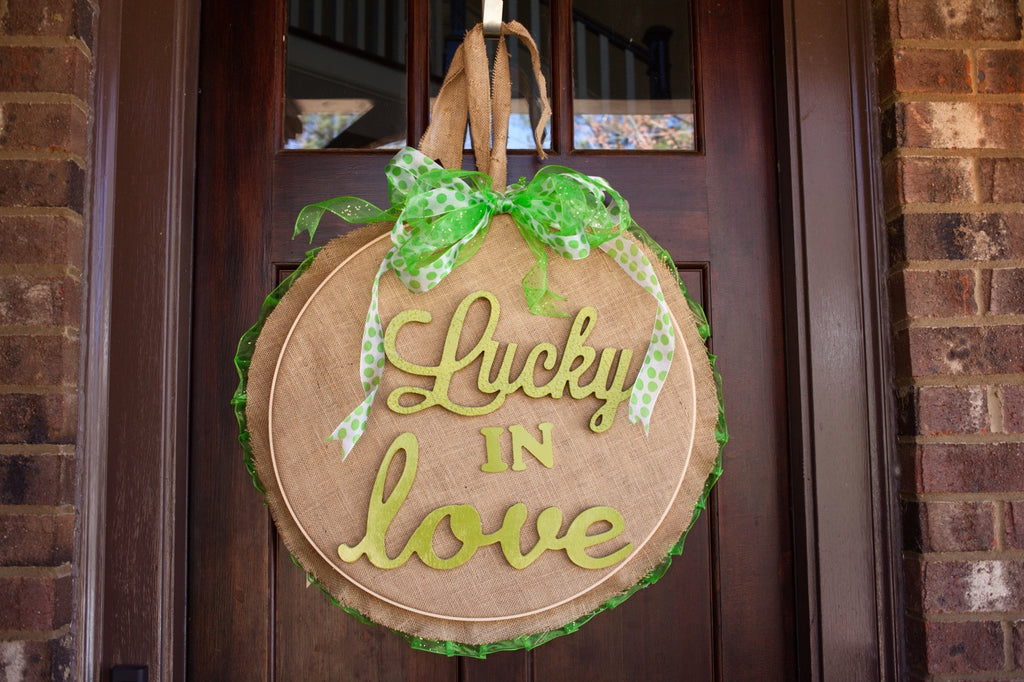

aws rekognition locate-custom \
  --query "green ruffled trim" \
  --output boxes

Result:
[231,226,727,659]
[232,248,321,494]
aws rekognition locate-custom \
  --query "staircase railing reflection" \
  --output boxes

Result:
[287,0,671,101]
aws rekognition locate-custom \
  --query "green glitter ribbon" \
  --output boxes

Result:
[294,147,676,459]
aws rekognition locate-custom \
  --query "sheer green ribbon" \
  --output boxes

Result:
[294,147,676,459]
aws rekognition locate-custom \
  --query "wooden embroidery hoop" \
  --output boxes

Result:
[266,231,700,623]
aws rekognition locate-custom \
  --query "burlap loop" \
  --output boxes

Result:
[418,21,551,190]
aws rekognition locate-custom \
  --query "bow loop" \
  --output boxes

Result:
[503,166,630,272]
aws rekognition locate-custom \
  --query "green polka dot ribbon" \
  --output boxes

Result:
[294,147,676,458]
[599,235,675,432]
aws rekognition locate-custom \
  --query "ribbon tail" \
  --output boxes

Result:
[629,304,675,434]
[294,196,394,243]
[326,251,394,459]
[519,229,569,317]
[599,235,675,432]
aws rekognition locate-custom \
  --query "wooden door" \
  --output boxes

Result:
[189,0,793,679]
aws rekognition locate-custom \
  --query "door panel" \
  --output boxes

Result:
[190,0,793,679]
[531,516,715,682]
[274,544,458,679]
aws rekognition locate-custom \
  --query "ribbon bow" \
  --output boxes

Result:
[297,147,627,316]
[294,147,676,459]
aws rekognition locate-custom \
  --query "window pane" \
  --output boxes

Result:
[430,0,551,151]
[572,0,695,151]
[284,0,408,150]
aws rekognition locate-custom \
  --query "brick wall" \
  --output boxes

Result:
[875,0,1024,678]
[0,0,92,679]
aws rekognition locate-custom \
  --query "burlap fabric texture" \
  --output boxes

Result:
[242,21,723,649]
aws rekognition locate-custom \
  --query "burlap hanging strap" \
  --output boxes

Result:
[418,21,551,190]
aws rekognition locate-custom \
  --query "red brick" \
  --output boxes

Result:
[978,268,994,313]
[0,336,79,385]
[1,0,82,37]
[1010,621,1024,669]
[904,500,995,552]
[895,326,1024,377]
[895,0,1022,41]
[921,559,1024,613]
[0,276,81,327]
[0,393,76,445]
[1002,384,1024,433]
[0,160,84,211]
[897,101,1024,150]
[899,442,921,494]
[0,636,72,680]
[1005,501,1024,549]
[0,46,89,99]
[888,214,1024,264]
[978,158,1024,203]
[0,454,75,505]
[979,49,1024,94]
[897,157,974,205]
[891,269,976,320]
[904,442,1024,494]
[991,269,1024,315]
[908,617,1003,674]
[0,513,73,566]
[0,575,71,630]
[0,102,87,157]
[893,49,971,94]
[898,385,989,435]
[0,215,83,267]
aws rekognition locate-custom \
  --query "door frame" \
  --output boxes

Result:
[78,0,902,679]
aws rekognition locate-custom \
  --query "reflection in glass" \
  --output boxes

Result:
[572,0,695,150]
[285,0,408,150]
[432,0,551,150]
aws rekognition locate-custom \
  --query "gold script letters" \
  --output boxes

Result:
[337,432,633,571]
[383,290,634,433]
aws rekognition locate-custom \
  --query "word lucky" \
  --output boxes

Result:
[383,290,635,433]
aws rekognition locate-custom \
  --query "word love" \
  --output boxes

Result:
[338,432,632,571]
[383,290,635,433]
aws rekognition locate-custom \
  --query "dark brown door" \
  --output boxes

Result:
[189,0,793,679]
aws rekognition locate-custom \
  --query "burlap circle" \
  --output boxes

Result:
[245,217,720,645]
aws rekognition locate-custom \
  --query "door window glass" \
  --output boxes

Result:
[282,0,694,151]
[284,0,408,149]
[572,0,696,150]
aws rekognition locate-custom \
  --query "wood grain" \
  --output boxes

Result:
[189,0,279,677]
